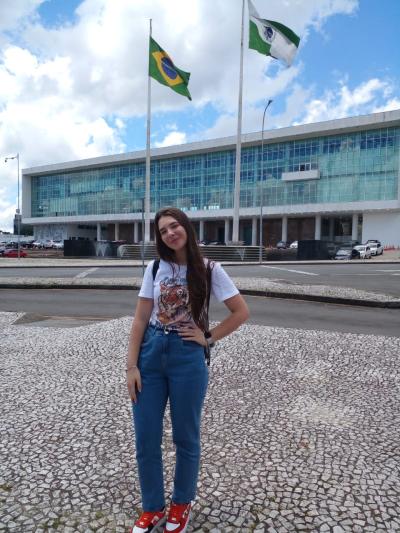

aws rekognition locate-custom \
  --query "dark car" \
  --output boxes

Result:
[334,248,360,260]
[276,240,290,249]
[199,240,225,245]
[3,248,27,258]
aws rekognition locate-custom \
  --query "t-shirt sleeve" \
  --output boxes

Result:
[210,262,239,302]
[138,260,155,299]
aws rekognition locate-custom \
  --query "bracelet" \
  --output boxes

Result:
[204,331,215,348]
[126,365,138,372]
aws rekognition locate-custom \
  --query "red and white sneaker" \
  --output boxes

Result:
[164,502,192,532]
[131,508,166,533]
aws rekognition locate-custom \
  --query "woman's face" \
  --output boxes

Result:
[158,215,188,252]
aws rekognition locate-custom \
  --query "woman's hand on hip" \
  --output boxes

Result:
[126,368,142,403]
[178,324,207,346]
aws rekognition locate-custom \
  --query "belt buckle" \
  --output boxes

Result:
[163,325,170,335]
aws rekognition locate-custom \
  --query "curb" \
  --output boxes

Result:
[240,289,400,308]
[2,282,400,309]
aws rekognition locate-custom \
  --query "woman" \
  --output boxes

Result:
[127,207,249,533]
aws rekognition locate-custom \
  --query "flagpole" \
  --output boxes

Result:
[144,19,152,243]
[232,0,245,243]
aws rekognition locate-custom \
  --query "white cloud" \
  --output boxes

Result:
[373,98,400,113]
[155,131,187,148]
[0,186,17,233]
[0,0,44,32]
[298,78,395,125]
[18,0,360,116]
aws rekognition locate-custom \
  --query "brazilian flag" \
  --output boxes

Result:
[149,37,192,101]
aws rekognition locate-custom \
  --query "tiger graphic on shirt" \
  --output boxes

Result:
[157,276,192,326]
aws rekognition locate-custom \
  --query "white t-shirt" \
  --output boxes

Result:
[138,259,239,329]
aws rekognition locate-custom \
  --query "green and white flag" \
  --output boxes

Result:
[248,0,300,67]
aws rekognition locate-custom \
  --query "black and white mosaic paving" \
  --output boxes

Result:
[0,311,399,532]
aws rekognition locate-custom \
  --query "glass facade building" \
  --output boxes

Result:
[22,110,400,246]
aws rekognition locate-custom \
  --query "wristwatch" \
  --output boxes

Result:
[204,331,215,348]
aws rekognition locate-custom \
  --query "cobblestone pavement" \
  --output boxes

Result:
[1,311,399,532]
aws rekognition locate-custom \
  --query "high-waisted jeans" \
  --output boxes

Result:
[132,325,209,511]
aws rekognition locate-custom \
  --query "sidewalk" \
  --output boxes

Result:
[0,248,399,268]
[1,311,399,531]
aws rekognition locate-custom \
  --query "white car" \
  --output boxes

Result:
[289,240,298,249]
[368,242,384,256]
[52,240,64,249]
[353,245,372,259]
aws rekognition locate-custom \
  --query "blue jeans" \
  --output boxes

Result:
[132,325,209,511]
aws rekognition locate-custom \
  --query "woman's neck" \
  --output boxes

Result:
[173,249,187,265]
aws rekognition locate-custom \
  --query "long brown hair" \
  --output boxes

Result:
[154,207,211,331]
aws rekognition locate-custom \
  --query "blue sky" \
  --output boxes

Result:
[0,0,399,231]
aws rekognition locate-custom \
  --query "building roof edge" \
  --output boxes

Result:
[22,109,400,176]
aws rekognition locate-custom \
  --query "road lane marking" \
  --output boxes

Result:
[261,266,318,276]
[74,267,99,279]
[374,269,400,272]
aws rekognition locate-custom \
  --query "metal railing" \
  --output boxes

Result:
[117,244,270,262]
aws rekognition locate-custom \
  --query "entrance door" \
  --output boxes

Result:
[243,226,252,245]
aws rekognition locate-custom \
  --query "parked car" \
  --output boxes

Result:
[289,240,298,249]
[276,240,290,249]
[367,241,383,255]
[3,248,27,258]
[52,240,64,249]
[334,248,360,260]
[32,240,45,248]
[199,240,225,245]
[353,245,372,259]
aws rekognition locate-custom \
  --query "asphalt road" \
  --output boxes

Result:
[1,289,399,337]
[1,263,400,296]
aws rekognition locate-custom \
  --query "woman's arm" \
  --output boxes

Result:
[178,293,249,346]
[208,293,249,343]
[126,297,153,402]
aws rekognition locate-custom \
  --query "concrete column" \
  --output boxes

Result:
[134,222,139,243]
[97,223,101,241]
[252,217,257,246]
[352,213,358,241]
[315,214,322,240]
[224,218,230,244]
[329,218,334,240]
[282,216,288,242]
[199,220,204,241]
[114,223,119,241]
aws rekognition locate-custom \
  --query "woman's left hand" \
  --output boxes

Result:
[178,324,207,346]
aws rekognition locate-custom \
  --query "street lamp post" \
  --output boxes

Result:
[5,153,21,259]
[259,100,273,264]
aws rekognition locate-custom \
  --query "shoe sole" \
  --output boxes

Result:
[154,517,167,532]
[164,510,191,533]
[130,516,166,533]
